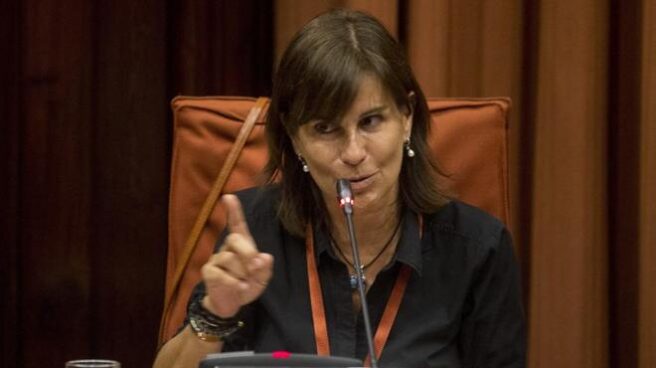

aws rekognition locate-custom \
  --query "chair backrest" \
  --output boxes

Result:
[160,96,511,343]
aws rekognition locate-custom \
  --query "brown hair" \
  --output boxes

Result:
[264,9,449,237]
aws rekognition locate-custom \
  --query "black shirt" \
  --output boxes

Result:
[187,186,526,367]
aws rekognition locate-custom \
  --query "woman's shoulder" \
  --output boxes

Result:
[425,199,509,248]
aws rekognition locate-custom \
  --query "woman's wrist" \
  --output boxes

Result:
[188,295,244,342]
[201,295,240,319]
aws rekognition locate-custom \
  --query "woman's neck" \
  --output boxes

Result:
[326,197,402,260]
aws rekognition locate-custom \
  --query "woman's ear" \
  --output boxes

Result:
[403,91,416,136]
[406,91,416,117]
[290,135,302,157]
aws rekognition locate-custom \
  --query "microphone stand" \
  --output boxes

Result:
[336,179,378,368]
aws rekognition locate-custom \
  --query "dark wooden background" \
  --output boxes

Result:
[0,1,272,367]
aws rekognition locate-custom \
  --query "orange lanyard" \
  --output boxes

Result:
[305,216,422,366]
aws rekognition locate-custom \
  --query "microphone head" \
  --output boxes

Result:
[336,178,352,199]
[336,179,354,211]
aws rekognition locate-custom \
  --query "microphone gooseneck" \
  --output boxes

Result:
[335,179,378,368]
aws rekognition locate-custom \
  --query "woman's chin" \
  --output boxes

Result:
[350,188,399,215]
[351,193,379,212]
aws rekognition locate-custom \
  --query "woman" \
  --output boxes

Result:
[154,9,525,368]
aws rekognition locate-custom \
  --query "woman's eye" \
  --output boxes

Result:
[313,121,336,134]
[361,114,383,128]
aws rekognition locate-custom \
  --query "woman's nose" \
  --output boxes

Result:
[340,133,366,166]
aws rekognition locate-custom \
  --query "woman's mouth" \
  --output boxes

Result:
[347,173,375,193]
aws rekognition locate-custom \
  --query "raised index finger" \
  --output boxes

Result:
[222,194,253,241]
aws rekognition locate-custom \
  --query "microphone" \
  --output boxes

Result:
[335,179,378,368]
[336,179,354,214]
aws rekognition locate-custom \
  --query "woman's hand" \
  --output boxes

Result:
[200,194,274,318]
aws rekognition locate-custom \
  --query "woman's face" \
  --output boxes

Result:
[292,75,412,213]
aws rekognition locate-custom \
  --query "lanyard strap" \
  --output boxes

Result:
[364,264,411,367]
[306,216,422,365]
[305,225,331,356]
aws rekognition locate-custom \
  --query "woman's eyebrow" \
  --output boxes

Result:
[359,105,388,118]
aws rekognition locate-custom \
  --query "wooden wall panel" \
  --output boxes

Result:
[528,1,609,367]
[274,0,331,61]
[639,1,656,366]
[407,0,485,97]
[0,0,21,366]
[172,1,273,96]
[90,1,168,365]
[20,0,95,365]
[406,0,450,97]
[608,1,641,366]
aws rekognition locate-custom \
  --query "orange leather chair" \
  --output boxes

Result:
[159,96,511,344]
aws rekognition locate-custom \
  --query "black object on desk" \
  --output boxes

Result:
[199,351,362,367]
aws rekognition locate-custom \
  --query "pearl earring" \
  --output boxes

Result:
[298,154,310,172]
[404,138,415,158]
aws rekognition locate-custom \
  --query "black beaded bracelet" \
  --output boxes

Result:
[188,296,244,342]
